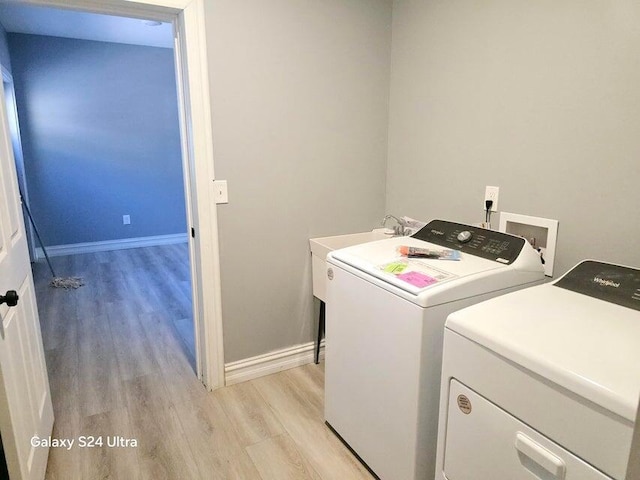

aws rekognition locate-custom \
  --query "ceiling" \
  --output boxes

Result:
[0,3,173,48]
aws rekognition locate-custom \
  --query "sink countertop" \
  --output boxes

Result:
[309,228,391,260]
[309,228,392,301]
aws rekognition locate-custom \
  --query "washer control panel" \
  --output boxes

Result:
[555,260,640,311]
[412,219,526,264]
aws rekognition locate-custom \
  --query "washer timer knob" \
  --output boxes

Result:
[457,230,473,243]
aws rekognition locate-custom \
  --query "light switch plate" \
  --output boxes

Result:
[213,180,228,204]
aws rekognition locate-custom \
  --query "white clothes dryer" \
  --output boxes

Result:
[324,219,545,480]
[435,260,640,480]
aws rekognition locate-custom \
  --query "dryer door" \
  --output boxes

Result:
[442,380,613,480]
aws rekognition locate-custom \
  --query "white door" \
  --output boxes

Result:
[0,77,53,478]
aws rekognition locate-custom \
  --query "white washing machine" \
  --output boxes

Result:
[324,219,545,480]
[435,260,640,480]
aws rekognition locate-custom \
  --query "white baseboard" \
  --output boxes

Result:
[35,233,188,259]
[225,340,325,386]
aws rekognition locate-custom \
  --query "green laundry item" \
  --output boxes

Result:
[383,262,408,274]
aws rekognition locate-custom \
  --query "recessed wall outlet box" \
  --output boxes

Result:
[499,212,559,277]
[213,180,228,204]
[123,214,131,225]
[484,186,499,212]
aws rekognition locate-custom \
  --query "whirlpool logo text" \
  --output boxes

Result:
[593,277,621,288]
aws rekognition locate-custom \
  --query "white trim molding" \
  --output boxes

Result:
[225,340,325,386]
[34,233,188,259]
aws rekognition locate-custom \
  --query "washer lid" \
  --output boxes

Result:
[328,220,544,308]
[329,235,501,290]
[446,266,640,421]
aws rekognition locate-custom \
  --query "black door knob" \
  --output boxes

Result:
[0,290,19,307]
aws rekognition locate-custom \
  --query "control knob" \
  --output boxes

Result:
[457,231,473,243]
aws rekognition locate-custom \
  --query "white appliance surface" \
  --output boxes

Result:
[443,379,611,480]
[446,284,640,420]
[436,260,640,480]
[329,234,543,307]
[324,220,545,480]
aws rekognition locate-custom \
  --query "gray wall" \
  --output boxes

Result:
[387,1,640,276]
[8,34,186,246]
[205,0,392,362]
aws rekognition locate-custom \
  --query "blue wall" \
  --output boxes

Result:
[8,34,186,246]
[0,23,11,73]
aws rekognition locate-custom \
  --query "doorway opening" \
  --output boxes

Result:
[0,5,199,369]
[0,0,224,476]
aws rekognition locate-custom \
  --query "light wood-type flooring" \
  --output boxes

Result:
[33,244,374,480]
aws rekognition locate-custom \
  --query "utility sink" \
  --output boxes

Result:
[309,229,390,302]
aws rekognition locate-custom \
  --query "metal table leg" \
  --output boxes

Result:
[314,300,325,364]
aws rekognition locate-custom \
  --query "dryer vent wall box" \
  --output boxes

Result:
[499,212,559,277]
[435,260,640,480]
[324,219,545,480]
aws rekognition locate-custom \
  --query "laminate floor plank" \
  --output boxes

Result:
[174,394,262,480]
[44,343,79,419]
[285,363,325,417]
[112,250,159,314]
[215,380,286,447]
[80,407,140,480]
[246,433,322,480]
[123,373,201,480]
[43,410,83,480]
[108,301,159,382]
[141,311,204,405]
[76,312,125,418]
[35,273,80,352]
[121,247,190,322]
[95,255,126,303]
[74,264,109,319]
[254,369,375,480]
[141,246,192,322]
[172,316,197,367]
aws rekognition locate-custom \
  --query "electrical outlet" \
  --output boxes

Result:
[484,186,499,212]
[123,214,131,225]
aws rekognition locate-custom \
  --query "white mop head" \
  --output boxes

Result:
[49,277,84,289]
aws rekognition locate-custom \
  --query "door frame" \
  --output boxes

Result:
[1,68,36,261]
[15,0,225,389]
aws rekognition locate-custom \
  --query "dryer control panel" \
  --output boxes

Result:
[555,260,640,311]
[412,219,526,265]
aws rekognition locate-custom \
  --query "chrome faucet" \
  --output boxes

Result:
[381,214,407,236]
